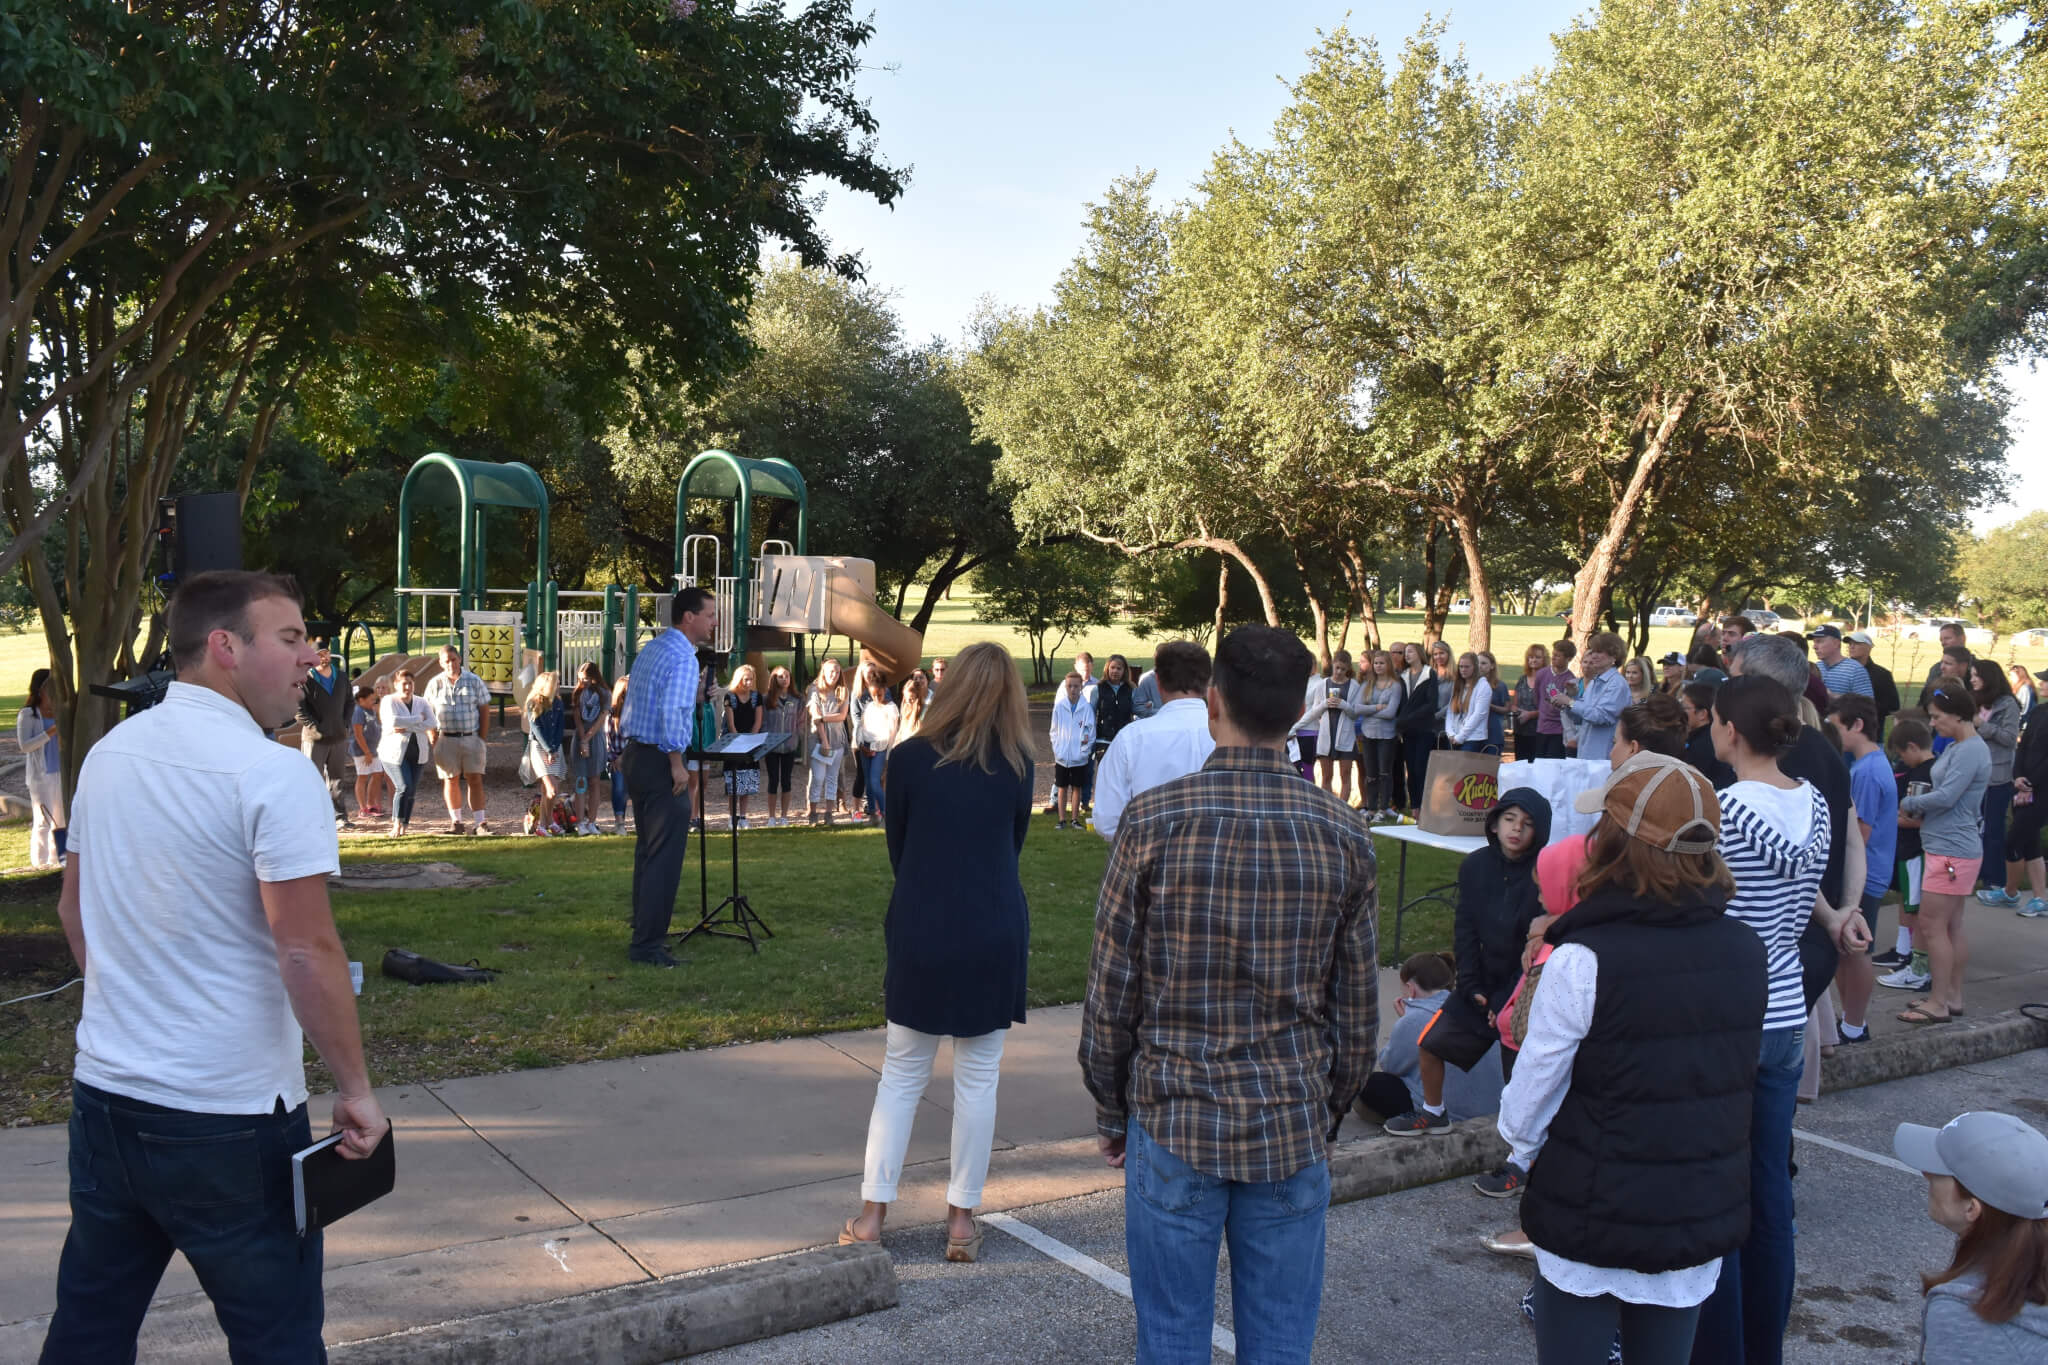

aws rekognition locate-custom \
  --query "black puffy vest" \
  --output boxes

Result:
[1520,886,1768,1274]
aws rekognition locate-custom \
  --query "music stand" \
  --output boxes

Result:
[675,731,788,952]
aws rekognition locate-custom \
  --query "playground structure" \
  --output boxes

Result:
[368,450,921,693]
[675,450,923,686]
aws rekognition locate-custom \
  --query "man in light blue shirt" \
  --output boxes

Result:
[1809,625,1874,699]
[621,587,719,967]
[1557,631,1630,761]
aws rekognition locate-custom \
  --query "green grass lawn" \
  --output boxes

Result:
[0,819,1459,1126]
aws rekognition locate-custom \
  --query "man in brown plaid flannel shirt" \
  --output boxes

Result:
[1081,624,1379,1362]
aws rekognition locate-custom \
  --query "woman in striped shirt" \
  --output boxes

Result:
[1693,674,1831,1363]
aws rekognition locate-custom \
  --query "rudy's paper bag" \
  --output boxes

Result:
[1418,749,1501,835]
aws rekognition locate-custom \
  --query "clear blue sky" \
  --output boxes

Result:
[808,0,2042,531]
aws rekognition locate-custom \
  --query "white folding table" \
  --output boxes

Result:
[1368,822,1487,958]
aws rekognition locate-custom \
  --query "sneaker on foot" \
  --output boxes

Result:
[1055,820,1067,830]
[1836,1023,1872,1044]
[1869,948,1910,970]
[1383,1108,1450,1137]
[2018,898,2048,918]
[1878,965,1932,990]
[1976,887,2020,907]
[449,820,469,837]
[472,819,490,836]
[1474,1161,1527,1197]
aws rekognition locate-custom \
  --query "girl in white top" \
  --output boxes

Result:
[15,668,65,867]
[1305,650,1366,805]
[1446,651,1493,750]
[1048,671,1096,829]
[1357,650,1405,821]
[806,659,850,825]
[377,667,436,836]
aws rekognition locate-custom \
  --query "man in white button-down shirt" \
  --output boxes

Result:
[1092,642,1215,843]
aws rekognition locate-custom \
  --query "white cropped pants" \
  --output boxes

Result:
[860,1023,1007,1210]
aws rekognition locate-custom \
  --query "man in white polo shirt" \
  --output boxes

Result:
[1092,641,1215,843]
[42,570,386,1362]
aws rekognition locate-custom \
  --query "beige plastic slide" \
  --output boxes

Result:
[826,575,924,686]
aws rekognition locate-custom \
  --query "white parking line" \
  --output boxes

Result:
[1793,1128,1919,1175]
[982,1211,1238,1357]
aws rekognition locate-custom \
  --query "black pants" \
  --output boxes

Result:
[1513,722,1538,760]
[1362,737,1397,811]
[1537,732,1567,760]
[1356,1071,1414,1122]
[1531,1274,1701,1364]
[625,742,693,957]
[1401,731,1434,809]
[765,749,796,795]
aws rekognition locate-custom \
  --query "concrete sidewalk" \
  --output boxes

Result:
[0,903,2044,1362]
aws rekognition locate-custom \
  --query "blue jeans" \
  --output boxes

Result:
[1124,1121,1328,1364]
[386,755,421,826]
[1691,1025,1803,1365]
[41,1081,324,1364]
[1458,739,1488,752]
[863,750,888,817]
[1982,782,2012,885]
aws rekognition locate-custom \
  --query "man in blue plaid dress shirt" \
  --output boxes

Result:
[621,586,719,967]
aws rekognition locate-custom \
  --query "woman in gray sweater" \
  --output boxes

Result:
[1898,687,1992,1023]
[1970,660,2022,886]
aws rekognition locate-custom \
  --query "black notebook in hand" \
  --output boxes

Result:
[293,1124,396,1237]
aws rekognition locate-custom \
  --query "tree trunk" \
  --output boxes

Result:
[1342,537,1381,651]
[908,541,1002,637]
[1212,555,1231,639]
[1201,537,1279,627]
[1419,521,1464,646]
[1285,535,1330,660]
[1450,508,1492,654]
[1567,391,1694,653]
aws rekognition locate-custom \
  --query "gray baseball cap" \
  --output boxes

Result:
[1893,1112,2048,1219]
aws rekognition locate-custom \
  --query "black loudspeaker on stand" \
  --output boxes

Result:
[158,492,243,584]
[675,734,787,953]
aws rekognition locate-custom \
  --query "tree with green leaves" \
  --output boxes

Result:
[611,260,1013,628]
[1506,0,2010,651]
[3,0,902,790]
[972,543,1119,686]
[1963,512,2048,632]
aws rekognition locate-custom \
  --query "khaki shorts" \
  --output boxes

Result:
[434,732,487,778]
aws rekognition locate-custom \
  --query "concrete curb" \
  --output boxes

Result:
[328,1242,895,1365]
[1323,1006,2048,1207]
[1329,1120,1508,1204]
[1818,1005,2048,1094]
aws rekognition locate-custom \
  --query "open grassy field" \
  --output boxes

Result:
[0,821,1461,1126]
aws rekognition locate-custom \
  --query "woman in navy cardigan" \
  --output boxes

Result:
[839,642,1036,1263]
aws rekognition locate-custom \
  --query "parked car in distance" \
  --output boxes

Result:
[1449,598,1472,614]
[1649,606,1697,627]
[1740,609,1782,631]
[1895,618,1995,648]
[2013,628,2048,649]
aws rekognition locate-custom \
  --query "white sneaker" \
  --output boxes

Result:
[1878,966,1932,991]
[735,817,750,830]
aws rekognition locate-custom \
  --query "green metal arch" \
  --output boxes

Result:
[395,453,551,653]
[673,450,809,660]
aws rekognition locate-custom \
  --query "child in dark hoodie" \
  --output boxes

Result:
[1384,788,1552,1137]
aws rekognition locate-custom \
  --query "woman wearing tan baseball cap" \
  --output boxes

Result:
[1500,752,1769,1363]
[1895,1110,2048,1362]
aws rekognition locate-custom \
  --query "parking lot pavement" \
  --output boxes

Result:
[695,1049,2046,1364]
